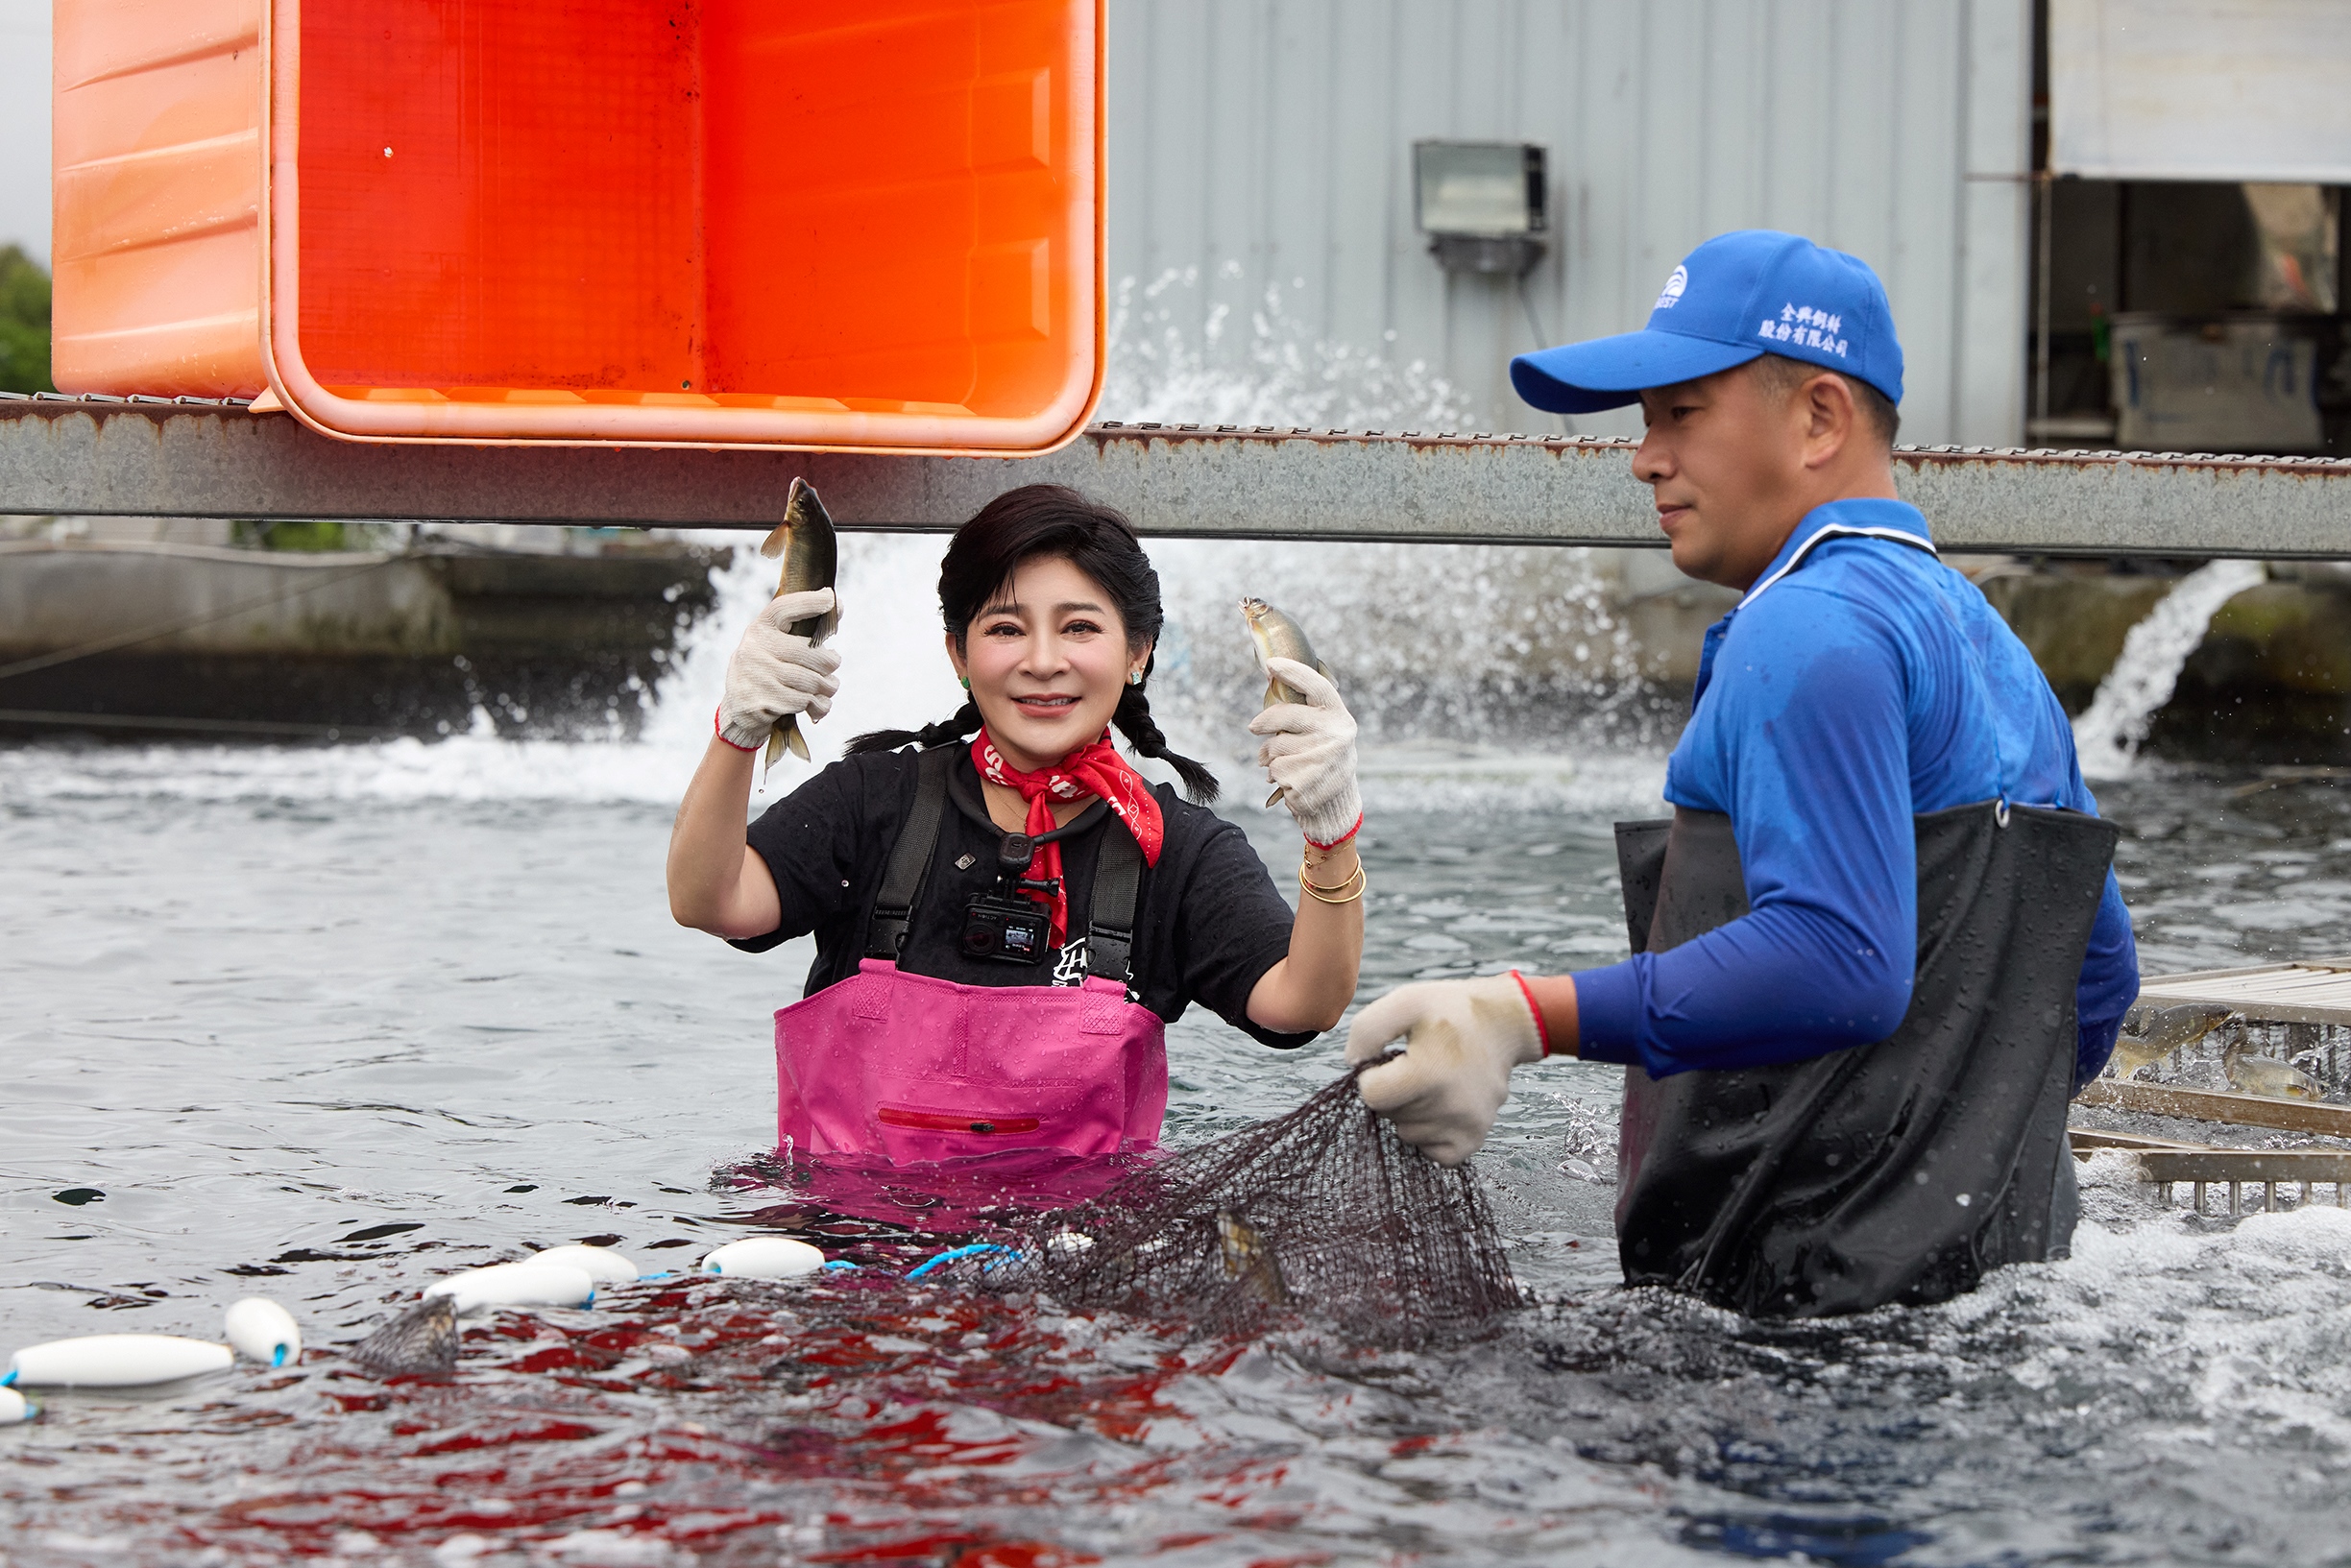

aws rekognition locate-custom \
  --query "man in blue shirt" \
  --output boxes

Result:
[1346,231,2140,1315]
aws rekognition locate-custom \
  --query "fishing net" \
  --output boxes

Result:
[351,1294,460,1376]
[342,1064,1523,1375]
[1007,1059,1525,1348]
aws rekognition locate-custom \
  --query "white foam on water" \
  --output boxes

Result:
[1959,1167,2351,1456]
[2073,560,2266,782]
[1354,742,1666,817]
[0,534,963,808]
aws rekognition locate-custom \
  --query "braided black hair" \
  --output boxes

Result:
[846,485,1221,804]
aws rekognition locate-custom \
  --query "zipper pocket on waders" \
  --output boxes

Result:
[878,1107,1044,1137]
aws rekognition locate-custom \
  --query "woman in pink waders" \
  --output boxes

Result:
[667,485,1366,1166]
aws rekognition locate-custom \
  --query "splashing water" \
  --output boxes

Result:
[2072,560,2266,781]
[0,271,1666,818]
[1106,269,1665,783]
[0,534,974,808]
[1103,265,1479,431]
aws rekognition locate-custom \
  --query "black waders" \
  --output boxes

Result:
[1610,800,2117,1317]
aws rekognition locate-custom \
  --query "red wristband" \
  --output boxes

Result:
[714,704,759,753]
[1509,969,1551,1057]
[1305,811,1363,851]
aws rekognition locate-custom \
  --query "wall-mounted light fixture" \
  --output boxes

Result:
[1414,140,1547,276]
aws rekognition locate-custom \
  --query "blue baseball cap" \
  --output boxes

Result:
[1511,229,1903,414]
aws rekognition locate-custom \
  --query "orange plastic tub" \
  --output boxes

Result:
[52,0,1103,453]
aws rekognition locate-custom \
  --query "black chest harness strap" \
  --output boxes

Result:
[862,744,1144,987]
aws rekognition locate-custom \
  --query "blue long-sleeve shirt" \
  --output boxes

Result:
[1574,498,2139,1090]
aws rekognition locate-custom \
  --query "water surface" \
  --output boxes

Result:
[7,732,2351,1566]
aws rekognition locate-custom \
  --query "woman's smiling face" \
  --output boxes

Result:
[948,554,1148,773]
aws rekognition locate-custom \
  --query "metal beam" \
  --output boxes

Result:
[2077,1079,2351,1139]
[8,396,2351,557]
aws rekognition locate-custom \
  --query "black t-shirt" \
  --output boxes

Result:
[732,746,1313,1049]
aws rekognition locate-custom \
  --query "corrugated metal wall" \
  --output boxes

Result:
[1106,0,2032,446]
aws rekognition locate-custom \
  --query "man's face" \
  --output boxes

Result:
[1632,364,1813,591]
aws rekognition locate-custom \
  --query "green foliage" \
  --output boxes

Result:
[0,246,52,395]
[232,519,351,551]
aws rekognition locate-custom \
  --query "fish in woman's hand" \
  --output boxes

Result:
[758,476,840,766]
[1240,596,1335,808]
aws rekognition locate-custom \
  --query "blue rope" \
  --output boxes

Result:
[903,1242,1021,1281]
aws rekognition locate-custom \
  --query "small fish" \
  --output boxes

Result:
[2110,1002,2237,1079]
[350,1294,459,1377]
[1240,597,1336,808]
[1214,1210,1290,1306]
[1044,1228,1095,1259]
[2223,1040,2326,1101]
[757,477,840,767]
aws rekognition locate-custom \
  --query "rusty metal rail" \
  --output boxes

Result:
[7,395,2351,556]
[2135,1151,2351,1217]
[2067,1116,2351,1211]
[2067,1127,2208,1153]
[2072,1122,2351,1215]
[2074,1079,2351,1138]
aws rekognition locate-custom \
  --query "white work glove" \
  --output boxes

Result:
[1345,973,1547,1166]
[1247,658,1363,846]
[716,589,841,751]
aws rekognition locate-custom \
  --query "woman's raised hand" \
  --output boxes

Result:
[716,589,842,751]
[1248,657,1362,847]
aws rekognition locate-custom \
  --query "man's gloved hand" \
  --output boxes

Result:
[716,589,841,752]
[1344,973,1547,1166]
[1248,658,1362,846]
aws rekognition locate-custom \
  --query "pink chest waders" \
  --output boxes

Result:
[773,748,1169,1164]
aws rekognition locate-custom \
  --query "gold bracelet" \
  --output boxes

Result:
[1298,856,1367,905]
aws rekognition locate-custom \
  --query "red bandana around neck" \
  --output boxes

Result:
[971,729,1165,949]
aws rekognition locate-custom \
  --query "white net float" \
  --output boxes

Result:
[699,1237,824,1280]
[527,1244,640,1284]
[6,1334,234,1389]
[422,1262,595,1315]
[224,1298,302,1367]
